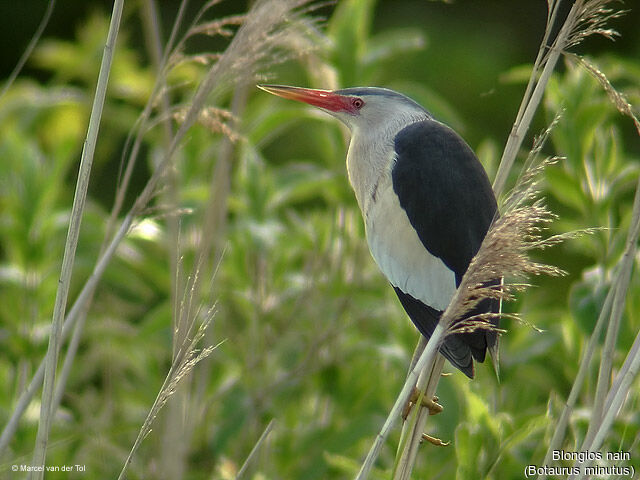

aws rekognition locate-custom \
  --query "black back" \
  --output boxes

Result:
[391,120,499,378]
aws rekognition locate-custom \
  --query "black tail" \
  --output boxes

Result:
[393,286,499,379]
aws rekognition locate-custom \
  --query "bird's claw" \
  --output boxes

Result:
[421,433,450,447]
[402,389,449,447]
[402,388,444,420]
[424,395,443,415]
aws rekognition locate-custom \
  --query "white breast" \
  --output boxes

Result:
[364,172,457,312]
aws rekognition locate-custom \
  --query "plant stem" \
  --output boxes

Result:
[140,2,190,477]
[2,0,310,456]
[493,1,580,197]
[355,323,445,480]
[537,288,614,479]
[380,5,582,476]
[0,0,56,101]
[0,208,131,456]
[566,175,640,480]
[28,1,124,477]
[568,334,640,480]
[588,176,640,434]
[234,419,275,479]
[393,355,445,480]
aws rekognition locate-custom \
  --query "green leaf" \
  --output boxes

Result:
[268,163,339,210]
[456,423,482,480]
[545,166,588,213]
[363,28,426,66]
[569,264,611,334]
[327,0,377,85]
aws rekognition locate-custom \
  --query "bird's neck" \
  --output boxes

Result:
[346,117,423,215]
[346,130,393,215]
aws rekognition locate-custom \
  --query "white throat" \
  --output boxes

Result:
[345,112,427,216]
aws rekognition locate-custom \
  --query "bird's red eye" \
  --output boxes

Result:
[352,98,364,109]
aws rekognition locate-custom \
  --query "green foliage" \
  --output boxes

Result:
[1,1,638,479]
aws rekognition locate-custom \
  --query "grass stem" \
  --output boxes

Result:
[0,0,56,101]
[355,323,445,480]
[493,1,581,197]
[28,1,124,476]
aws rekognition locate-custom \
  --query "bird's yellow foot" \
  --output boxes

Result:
[424,395,443,415]
[421,433,450,447]
[402,388,444,420]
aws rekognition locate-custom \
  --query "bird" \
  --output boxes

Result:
[258,84,499,379]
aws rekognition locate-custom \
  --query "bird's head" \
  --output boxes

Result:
[258,85,430,134]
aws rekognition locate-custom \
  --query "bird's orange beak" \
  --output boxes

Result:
[258,84,352,113]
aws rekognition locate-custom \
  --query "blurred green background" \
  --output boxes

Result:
[1,1,639,479]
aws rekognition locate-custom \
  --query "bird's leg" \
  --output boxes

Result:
[402,387,444,420]
[402,388,449,447]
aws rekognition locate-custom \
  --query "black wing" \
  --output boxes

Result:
[391,120,499,378]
